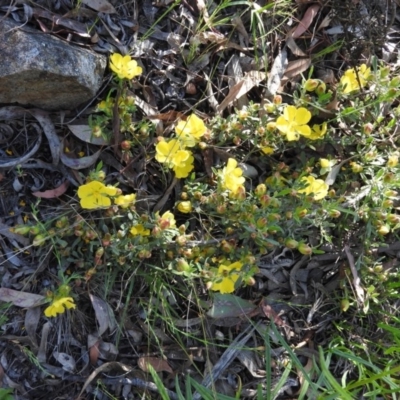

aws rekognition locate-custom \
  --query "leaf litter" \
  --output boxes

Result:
[0,0,399,398]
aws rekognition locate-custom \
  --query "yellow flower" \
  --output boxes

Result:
[387,155,399,167]
[172,150,194,178]
[298,176,329,201]
[276,106,311,141]
[261,146,274,155]
[177,201,192,213]
[301,122,327,140]
[211,261,243,294]
[175,114,206,147]
[340,64,371,94]
[219,158,245,194]
[114,194,136,208]
[130,224,150,236]
[109,53,142,80]
[44,297,76,318]
[155,139,181,165]
[77,181,117,209]
[320,158,331,168]
[158,211,176,229]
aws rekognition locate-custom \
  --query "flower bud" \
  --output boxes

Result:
[256,217,267,228]
[387,214,400,224]
[350,162,363,173]
[266,122,277,131]
[273,95,282,104]
[384,172,395,183]
[383,199,393,208]
[260,194,271,207]
[220,240,234,253]
[95,247,104,258]
[378,225,390,235]
[120,140,132,150]
[176,258,191,272]
[263,103,275,113]
[32,234,46,247]
[269,198,281,208]
[315,82,326,95]
[176,235,187,246]
[74,229,84,237]
[340,298,350,312]
[255,184,267,197]
[92,126,102,137]
[216,205,227,214]
[387,155,399,167]
[298,243,312,255]
[329,209,341,218]
[226,227,235,235]
[286,211,293,219]
[152,226,162,237]
[167,250,175,259]
[296,208,308,218]
[194,191,202,200]
[285,238,299,249]
[13,225,31,235]
[363,123,373,135]
[177,201,192,214]
[304,79,319,92]
[198,141,208,150]
[30,226,41,235]
[390,76,400,88]
[102,233,112,247]
[245,276,256,286]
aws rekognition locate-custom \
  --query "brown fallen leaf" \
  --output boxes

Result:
[291,5,320,39]
[138,356,173,374]
[260,299,286,327]
[32,181,69,199]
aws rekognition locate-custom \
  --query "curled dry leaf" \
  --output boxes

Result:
[61,148,102,170]
[32,180,69,198]
[137,356,173,373]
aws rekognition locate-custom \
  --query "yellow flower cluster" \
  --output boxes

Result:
[211,261,243,294]
[276,106,327,141]
[218,158,246,195]
[77,181,136,210]
[109,53,142,80]
[340,64,371,94]
[155,114,206,178]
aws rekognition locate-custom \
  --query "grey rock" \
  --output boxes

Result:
[0,18,107,110]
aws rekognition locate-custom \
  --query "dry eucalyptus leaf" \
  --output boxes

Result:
[53,351,76,372]
[266,48,288,96]
[137,356,173,373]
[61,148,101,170]
[89,294,116,336]
[82,0,116,13]
[0,288,45,308]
